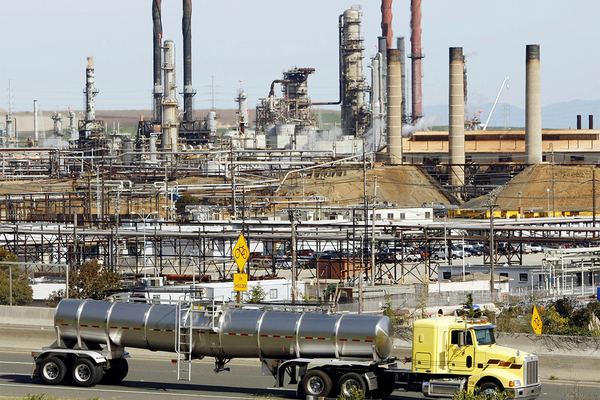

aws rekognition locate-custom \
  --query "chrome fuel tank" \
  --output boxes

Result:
[54,298,392,361]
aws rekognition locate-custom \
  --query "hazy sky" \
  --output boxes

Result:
[1,0,599,117]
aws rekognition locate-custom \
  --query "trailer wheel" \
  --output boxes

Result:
[338,372,366,397]
[102,358,129,384]
[369,377,396,399]
[302,369,332,397]
[479,381,501,397]
[71,358,102,387]
[39,356,67,385]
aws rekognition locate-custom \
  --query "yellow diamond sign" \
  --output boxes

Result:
[233,234,249,272]
[531,306,543,335]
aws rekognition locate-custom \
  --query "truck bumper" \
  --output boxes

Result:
[506,383,542,399]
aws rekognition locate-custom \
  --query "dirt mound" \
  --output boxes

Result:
[462,164,597,213]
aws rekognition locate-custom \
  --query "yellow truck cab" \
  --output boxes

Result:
[411,316,541,398]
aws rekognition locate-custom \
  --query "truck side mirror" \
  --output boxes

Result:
[458,332,465,348]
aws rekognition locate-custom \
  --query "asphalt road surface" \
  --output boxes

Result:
[1,349,598,400]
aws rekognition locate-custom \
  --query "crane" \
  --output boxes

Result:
[482,77,509,130]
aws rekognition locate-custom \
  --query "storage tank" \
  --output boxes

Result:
[54,298,392,361]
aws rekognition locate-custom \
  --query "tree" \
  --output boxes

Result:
[459,292,482,319]
[48,260,121,305]
[175,193,200,214]
[247,282,267,303]
[0,247,33,306]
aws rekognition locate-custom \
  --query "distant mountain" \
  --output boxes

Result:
[423,99,599,129]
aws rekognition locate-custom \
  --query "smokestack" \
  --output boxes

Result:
[152,0,163,124]
[85,57,97,121]
[381,0,393,50]
[525,44,542,164]
[449,47,465,186]
[577,115,582,130]
[371,55,383,150]
[182,0,195,122]
[398,37,409,125]
[387,49,402,164]
[410,0,423,122]
[33,100,38,145]
[590,115,594,130]
[162,40,179,152]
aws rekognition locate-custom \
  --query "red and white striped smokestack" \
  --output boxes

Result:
[381,0,393,50]
[410,0,423,121]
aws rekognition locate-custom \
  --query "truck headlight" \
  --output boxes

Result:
[509,380,522,388]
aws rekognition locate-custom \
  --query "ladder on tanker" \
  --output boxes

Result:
[176,300,193,381]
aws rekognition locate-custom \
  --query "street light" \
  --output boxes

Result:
[132,209,158,278]
[546,188,550,217]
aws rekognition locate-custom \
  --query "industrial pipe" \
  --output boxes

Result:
[449,47,465,186]
[525,44,542,164]
[311,15,343,106]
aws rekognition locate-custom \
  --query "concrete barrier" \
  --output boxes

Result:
[0,305,54,327]
[394,328,600,358]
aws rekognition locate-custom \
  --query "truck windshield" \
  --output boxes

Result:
[474,328,496,345]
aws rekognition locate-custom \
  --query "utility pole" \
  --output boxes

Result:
[370,177,378,287]
[487,203,499,302]
[362,138,368,289]
[551,143,555,217]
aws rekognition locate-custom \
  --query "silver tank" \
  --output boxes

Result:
[54,299,392,361]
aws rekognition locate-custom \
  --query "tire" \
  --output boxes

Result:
[301,369,333,397]
[71,358,102,387]
[452,254,457,260]
[39,356,67,385]
[102,358,129,384]
[479,381,501,397]
[338,372,366,397]
[370,377,396,399]
[433,255,439,260]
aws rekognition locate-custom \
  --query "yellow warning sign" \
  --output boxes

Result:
[234,273,247,292]
[531,306,543,335]
[232,234,249,272]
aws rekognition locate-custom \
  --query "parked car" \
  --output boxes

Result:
[297,249,315,259]
[525,243,543,253]
[392,248,422,262]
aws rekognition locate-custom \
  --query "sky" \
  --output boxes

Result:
[1,0,599,118]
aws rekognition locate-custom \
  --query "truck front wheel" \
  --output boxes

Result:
[338,372,366,397]
[301,369,333,397]
[39,356,67,385]
[479,381,501,396]
[71,358,102,387]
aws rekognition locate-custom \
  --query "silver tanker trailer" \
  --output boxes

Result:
[32,296,398,398]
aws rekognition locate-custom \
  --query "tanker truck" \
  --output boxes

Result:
[32,295,541,399]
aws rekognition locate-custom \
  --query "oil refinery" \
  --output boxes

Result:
[0,0,599,307]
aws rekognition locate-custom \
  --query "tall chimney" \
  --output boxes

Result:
[410,0,423,122]
[525,44,542,164]
[387,49,402,164]
[152,0,163,124]
[449,47,465,187]
[33,99,38,145]
[85,57,97,122]
[381,0,393,50]
[162,40,179,152]
[590,115,594,130]
[182,0,195,122]
[577,115,582,130]
[398,37,409,125]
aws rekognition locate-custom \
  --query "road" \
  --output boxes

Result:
[1,350,598,400]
